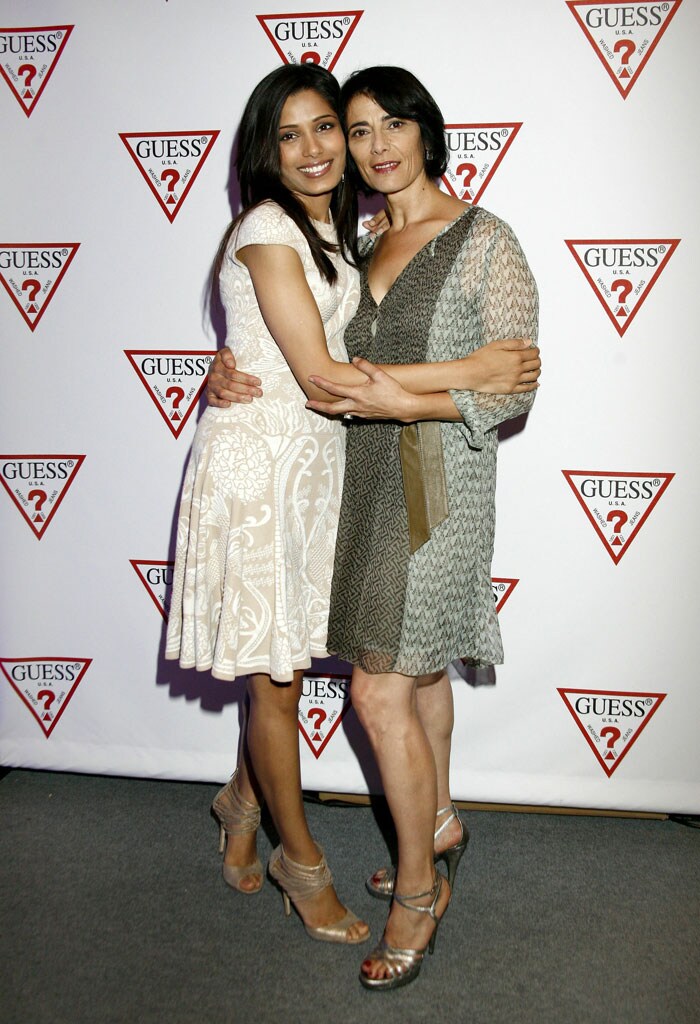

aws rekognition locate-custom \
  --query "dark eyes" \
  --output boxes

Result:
[279,121,338,143]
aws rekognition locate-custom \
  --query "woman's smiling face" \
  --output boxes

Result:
[345,93,427,195]
[277,88,346,213]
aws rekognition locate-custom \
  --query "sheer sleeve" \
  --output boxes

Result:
[448,216,539,450]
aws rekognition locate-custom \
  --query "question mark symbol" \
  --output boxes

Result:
[308,707,327,740]
[165,385,185,421]
[28,488,48,521]
[600,725,621,760]
[22,279,41,308]
[160,169,180,205]
[37,688,56,719]
[613,39,635,77]
[455,162,477,201]
[301,52,321,65]
[611,279,633,318]
[18,63,37,92]
[606,510,628,547]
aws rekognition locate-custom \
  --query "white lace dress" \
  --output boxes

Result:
[165,201,359,681]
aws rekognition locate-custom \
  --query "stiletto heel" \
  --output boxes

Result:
[268,844,370,945]
[440,836,468,889]
[366,803,469,900]
[211,770,263,894]
[359,872,448,991]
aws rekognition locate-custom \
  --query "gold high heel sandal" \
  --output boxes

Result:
[366,803,469,900]
[211,771,263,894]
[268,844,369,945]
[360,872,447,991]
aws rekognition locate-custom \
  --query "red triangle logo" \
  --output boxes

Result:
[442,124,522,205]
[124,350,216,438]
[0,455,85,539]
[558,688,666,777]
[565,239,679,337]
[566,1,684,98]
[562,470,673,564]
[0,25,73,116]
[130,559,174,622]
[0,243,80,331]
[298,673,351,759]
[256,11,363,70]
[491,577,519,613]
[118,132,220,222]
[0,658,91,737]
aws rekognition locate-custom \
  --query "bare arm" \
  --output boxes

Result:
[239,243,376,404]
[207,335,539,410]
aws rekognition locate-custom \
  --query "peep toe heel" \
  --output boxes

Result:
[360,872,447,991]
[366,803,469,900]
[211,770,263,894]
[268,844,369,945]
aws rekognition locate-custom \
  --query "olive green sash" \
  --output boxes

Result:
[398,421,449,554]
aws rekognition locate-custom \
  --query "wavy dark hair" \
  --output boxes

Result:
[213,64,357,288]
[339,65,449,193]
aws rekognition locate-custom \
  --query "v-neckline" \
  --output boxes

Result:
[366,207,473,309]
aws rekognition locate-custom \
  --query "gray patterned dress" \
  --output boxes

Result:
[327,206,538,676]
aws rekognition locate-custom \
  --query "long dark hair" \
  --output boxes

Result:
[213,64,357,287]
[340,65,448,192]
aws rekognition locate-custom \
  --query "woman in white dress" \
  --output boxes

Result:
[166,63,370,944]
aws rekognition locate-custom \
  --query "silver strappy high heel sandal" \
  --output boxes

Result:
[360,872,447,991]
[211,771,263,894]
[365,803,468,900]
[268,844,369,944]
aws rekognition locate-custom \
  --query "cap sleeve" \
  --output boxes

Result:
[230,202,303,265]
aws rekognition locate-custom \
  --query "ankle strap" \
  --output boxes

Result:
[393,874,442,922]
[269,845,332,902]
[214,771,261,835]
[434,803,458,842]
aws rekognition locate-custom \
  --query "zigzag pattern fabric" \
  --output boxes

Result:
[328,207,539,676]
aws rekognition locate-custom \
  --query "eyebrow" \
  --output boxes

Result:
[347,114,398,131]
[278,113,338,130]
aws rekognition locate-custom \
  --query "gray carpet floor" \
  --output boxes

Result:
[1,769,698,1024]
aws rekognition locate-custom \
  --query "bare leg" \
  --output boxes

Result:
[416,671,462,852]
[222,698,263,892]
[352,667,450,980]
[367,670,460,891]
[244,670,368,938]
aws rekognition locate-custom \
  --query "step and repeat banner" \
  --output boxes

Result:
[1,1,698,812]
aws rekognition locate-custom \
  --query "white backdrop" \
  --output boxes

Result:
[1,0,698,812]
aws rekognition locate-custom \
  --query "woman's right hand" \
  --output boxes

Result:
[468,339,541,394]
[206,348,263,408]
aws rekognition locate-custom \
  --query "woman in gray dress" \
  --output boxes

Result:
[208,65,538,991]
[304,66,539,989]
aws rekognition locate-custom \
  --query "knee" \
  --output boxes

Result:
[248,677,299,718]
[351,674,394,737]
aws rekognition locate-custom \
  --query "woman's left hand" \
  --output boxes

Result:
[362,209,390,238]
[306,356,414,421]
